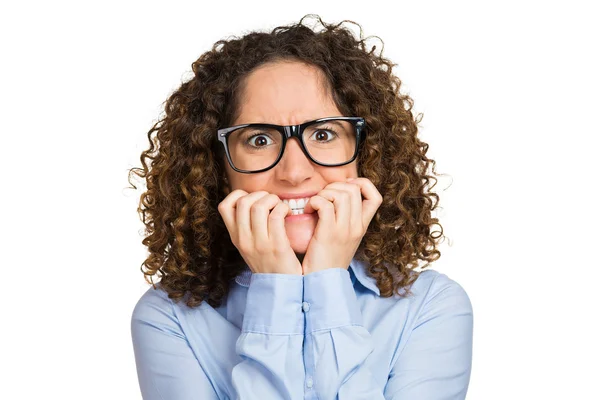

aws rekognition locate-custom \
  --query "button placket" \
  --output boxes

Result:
[306,376,313,388]
[302,301,310,312]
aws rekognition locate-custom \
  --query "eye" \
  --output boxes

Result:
[309,128,338,142]
[246,134,274,148]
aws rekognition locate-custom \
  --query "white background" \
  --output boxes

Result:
[1,0,598,398]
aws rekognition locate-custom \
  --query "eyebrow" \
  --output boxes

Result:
[234,117,344,127]
[310,119,344,127]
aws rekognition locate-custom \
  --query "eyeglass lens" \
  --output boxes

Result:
[226,119,357,171]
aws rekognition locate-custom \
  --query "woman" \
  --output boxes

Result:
[129,14,473,399]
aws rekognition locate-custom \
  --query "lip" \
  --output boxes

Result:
[285,212,318,221]
[277,191,319,200]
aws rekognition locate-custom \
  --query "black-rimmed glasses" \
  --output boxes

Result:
[217,116,366,173]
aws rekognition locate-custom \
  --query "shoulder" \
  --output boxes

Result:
[131,284,221,335]
[411,269,471,301]
[132,284,173,316]
[408,269,473,321]
[131,284,183,337]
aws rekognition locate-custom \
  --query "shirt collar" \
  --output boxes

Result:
[234,257,380,296]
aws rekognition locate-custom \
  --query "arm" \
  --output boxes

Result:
[232,273,306,399]
[302,268,473,400]
[383,275,474,399]
[131,274,306,400]
[302,267,386,399]
[131,288,221,400]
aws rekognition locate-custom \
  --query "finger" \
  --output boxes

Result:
[217,189,248,236]
[308,193,336,229]
[322,181,362,229]
[303,197,316,214]
[268,200,291,246]
[345,180,364,231]
[346,178,383,228]
[236,191,270,240]
[251,193,281,244]
[319,187,351,229]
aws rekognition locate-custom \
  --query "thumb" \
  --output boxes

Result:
[302,197,317,215]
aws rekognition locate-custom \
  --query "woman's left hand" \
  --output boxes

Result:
[301,177,383,275]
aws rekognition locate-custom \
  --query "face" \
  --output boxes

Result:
[223,61,359,256]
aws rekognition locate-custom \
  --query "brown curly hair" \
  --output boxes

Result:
[127,14,449,309]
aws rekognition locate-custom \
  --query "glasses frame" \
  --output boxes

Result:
[217,116,366,174]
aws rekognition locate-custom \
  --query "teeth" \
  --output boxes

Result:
[282,197,309,210]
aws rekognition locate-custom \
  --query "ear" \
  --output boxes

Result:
[222,174,231,196]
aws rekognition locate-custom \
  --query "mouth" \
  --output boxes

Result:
[282,197,312,215]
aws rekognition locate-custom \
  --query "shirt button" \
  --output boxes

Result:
[302,301,310,312]
[306,377,313,388]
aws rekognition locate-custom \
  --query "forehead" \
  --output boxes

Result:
[234,61,341,125]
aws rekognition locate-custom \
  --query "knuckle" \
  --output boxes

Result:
[251,201,267,213]
[218,200,230,210]
[237,196,251,208]
[269,209,282,220]
[227,190,243,201]
[254,191,269,199]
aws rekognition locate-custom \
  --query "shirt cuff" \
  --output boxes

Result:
[303,267,363,333]
[242,273,304,335]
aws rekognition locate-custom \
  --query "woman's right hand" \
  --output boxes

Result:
[218,189,302,275]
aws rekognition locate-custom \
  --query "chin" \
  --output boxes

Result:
[285,222,315,255]
[290,239,309,255]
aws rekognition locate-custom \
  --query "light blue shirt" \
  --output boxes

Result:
[131,258,473,399]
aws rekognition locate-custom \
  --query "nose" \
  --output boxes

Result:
[274,137,314,184]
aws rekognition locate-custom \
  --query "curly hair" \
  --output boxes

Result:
[127,14,449,309]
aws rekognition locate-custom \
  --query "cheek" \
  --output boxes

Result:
[227,171,271,193]
[319,163,359,182]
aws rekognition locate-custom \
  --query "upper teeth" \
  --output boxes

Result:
[282,197,310,209]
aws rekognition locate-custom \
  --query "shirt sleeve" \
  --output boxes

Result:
[383,275,474,399]
[303,267,386,399]
[302,268,474,400]
[232,273,306,399]
[131,274,306,400]
[131,288,221,399]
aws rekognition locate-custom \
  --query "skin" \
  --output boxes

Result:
[220,60,382,274]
